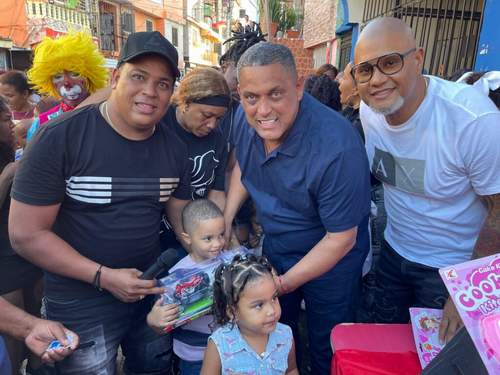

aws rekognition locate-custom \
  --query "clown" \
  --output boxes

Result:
[26,32,107,141]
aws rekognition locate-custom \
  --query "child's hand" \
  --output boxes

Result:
[146,298,180,334]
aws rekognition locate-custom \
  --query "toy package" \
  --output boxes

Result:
[409,307,444,369]
[439,253,500,374]
[158,247,251,332]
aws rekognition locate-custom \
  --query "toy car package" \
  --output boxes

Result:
[439,253,500,374]
[158,247,251,332]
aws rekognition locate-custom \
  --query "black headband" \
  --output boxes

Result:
[192,95,231,108]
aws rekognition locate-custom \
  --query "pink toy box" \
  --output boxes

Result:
[409,307,444,369]
[439,253,500,373]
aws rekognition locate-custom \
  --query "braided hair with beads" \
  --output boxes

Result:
[212,254,275,327]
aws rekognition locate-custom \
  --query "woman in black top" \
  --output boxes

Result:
[0,96,43,374]
[337,62,364,143]
[304,74,342,112]
[160,68,231,251]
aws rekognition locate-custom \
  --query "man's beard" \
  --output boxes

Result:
[370,95,405,116]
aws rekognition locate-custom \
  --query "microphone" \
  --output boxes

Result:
[140,248,180,280]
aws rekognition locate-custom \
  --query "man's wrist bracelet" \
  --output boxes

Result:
[92,264,103,291]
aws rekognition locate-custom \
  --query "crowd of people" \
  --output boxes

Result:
[0,15,498,375]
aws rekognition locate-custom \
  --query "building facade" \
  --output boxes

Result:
[0,0,95,69]
[332,0,498,76]
[302,0,337,68]
[186,0,224,68]
[0,0,268,73]
[164,0,187,73]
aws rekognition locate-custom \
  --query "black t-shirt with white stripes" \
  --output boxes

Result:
[13,104,191,298]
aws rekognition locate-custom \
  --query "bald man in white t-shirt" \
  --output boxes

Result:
[353,17,500,346]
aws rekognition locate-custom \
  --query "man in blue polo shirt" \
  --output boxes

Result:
[224,42,371,374]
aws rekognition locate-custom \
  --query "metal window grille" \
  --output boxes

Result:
[146,19,154,32]
[100,3,117,51]
[214,42,221,55]
[121,11,134,33]
[339,32,352,71]
[172,27,179,47]
[362,0,485,78]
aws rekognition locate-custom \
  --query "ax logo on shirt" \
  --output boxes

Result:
[372,147,426,194]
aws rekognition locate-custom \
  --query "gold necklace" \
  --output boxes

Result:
[102,101,117,131]
[101,101,156,136]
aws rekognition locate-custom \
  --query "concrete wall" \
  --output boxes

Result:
[165,20,185,69]
[303,0,336,49]
[165,0,186,25]
[0,0,29,47]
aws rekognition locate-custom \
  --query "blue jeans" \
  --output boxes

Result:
[371,239,448,323]
[263,222,369,375]
[179,359,203,375]
[45,292,172,374]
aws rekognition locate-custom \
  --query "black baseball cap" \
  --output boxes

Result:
[118,31,180,78]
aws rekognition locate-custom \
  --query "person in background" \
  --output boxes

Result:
[164,68,229,205]
[0,296,79,373]
[33,97,60,118]
[26,31,107,142]
[0,97,44,375]
[14,119,30,150]
[337,62,364,142]
[315,63,339,81]
[0,71,35,122]
[304,74,342,111]
[159,67,230,254]
[337,62,389,323]
[456,70,500,109]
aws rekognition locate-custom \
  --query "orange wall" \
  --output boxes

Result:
[154,18,165,33]
[165,0,184,25]
[134,10,163,34]
[0,0,29,47]
[133,0,166,34]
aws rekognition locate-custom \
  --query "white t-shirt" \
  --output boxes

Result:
[360,75,500,268]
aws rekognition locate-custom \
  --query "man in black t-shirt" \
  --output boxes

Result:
[9,32,190,374]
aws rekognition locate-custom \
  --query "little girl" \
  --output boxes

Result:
[201,254,298,374]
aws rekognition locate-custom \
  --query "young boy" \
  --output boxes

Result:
[147,199,225,375]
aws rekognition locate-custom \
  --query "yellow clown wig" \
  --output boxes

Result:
[27,32,108,98]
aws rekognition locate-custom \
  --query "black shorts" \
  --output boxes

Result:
[0,254,42,294]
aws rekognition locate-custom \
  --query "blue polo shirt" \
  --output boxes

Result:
[0,337,11,375]
[232,93,370,241]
